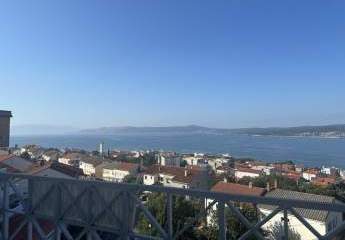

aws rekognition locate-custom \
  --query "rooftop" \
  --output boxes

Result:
[103,162,139,172]
[211,182,266,197]
[235,167,262,174]
[259,189,336,222]
[144,164,204,184]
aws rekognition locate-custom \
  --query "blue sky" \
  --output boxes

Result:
[1,0,344,129]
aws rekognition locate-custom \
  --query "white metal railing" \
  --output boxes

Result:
[1,173,345,240]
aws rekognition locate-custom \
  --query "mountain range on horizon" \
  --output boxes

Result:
[10,124,345,138]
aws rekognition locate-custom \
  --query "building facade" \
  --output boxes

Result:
[0,110,12,148]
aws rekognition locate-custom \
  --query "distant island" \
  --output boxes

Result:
[80,124,345,138]
[11,124,345,138]
[232,124,345,138]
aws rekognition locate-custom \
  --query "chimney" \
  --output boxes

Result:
[274,179,278,189]
[266,182,270,192]
[249,181,253,189]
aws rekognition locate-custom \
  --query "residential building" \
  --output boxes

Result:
[302,169,319,181]
[58,152,85,166]
[208,157,231,170]
[100,162,139,182]
[235,167,262,179]
[156,152,181,167]
[42,149,60,162]
[311,177,337,186]
[20,145,45,160]
[215,165,234,175]
[321,166,339,176]
[258,189,343,240]
[33,162,85,179]
[78,156,103,176]
[251,164,276,175]
[143,165,209,189]
[0,110,12,149]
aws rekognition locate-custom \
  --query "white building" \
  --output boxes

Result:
[258,189,343,240]
[143,165,209,189]
[33,162,84,179]
[58,152,84,166]
[207,157,231,170]
[42,149,60,162]
[100,162,139,182]
[251,165,276,175]
[235,167,262,179]
[302,169,319,181]
[156,153,181,167]
[78,157,103,176]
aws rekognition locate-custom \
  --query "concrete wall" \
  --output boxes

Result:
[0,115,11,148]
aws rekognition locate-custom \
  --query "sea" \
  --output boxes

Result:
[10,134,345,168]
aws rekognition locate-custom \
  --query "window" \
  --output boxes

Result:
[144,176,147,179]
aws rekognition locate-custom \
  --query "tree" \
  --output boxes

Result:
[136,193,200,239]
[201,203,259,240]
[123,175,139,184]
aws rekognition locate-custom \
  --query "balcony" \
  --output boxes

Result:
[1,173,345,240]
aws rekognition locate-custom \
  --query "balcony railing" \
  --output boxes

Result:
[1,173,345,240]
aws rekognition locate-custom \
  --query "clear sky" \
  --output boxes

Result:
[1,0,344,129]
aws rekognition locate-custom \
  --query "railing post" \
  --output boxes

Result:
[120,191,130,240]
[27,221,33,240]
[2,180,9,240]
[55,184,62,240]
[27,179,33,240]
[167,193,173,240]
[283,209,289,240]
[217,201,226,240]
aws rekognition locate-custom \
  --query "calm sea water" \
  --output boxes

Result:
[10,134,345,168]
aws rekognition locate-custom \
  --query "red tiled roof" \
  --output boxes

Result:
[312,177,336,186]
[117,162,139,171]
[212,182,266,196]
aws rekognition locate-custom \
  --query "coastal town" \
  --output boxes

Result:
[1,143,345,239]
[2,111,345,239]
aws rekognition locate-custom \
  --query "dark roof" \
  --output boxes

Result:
[144,165,204,184]
[0,110,12,117]
[0,155,33,172]
[259,189,335,222]
[50,162,85,177]
[212,182,266,197]
[0,162,22,173]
